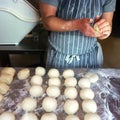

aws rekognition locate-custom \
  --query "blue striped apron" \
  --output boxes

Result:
[46,0,103,69]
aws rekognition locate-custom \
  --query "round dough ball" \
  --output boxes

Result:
[80,88,94,100]
[48,78,61,87]
[35,66,46,76]
[30,75,43,85]
[41,113,57,120]
[64,87,78,99]
[17,68,30,80]
[64,77,77,87]
[48,68,60,78]
[46,86,60,98]
[21,97,37,112]
[29,85,43,97]
[93,24,100,33]
[62,69,74,79]
[42,97,57,112]
[84,113,101,120]
[21,113,38,120]
[82,99,97,113]
[78,77,91,88]
[0,112,15,120]
[65,115,80,120]
[84,72,99,83]
[64,99,79,114]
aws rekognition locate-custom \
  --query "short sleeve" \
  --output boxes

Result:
[103,0,116,12]
[39,0,59,7]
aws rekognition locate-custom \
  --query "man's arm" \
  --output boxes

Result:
[39,2,100,37]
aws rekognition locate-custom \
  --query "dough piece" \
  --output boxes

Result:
[0,73,13,85]
[82,99,97,113]
[29,85,43,97]
[46,86,60,98]
[65,115,80,120]
[35,66,46,76]
[78,77,91,88]
[84,72,99,83]
[80,88,94,100]
[0,82,9,94]
[21,113,38,120]
[84,113,101,120]
[64,99,79,114]
[17,68,30,80]
[42,97,57,112]
[48,68,60,78]
[62,69,74,79]
[64,77,77,87]
[64,87,78,99]
[1,67,16,77]
[0,111,15,120]
[30,75,43,86]
[21,97,37,112]
[48,77,61,87]
[93,24,100,33]
[0,94,3,102]
[41,113,57,120]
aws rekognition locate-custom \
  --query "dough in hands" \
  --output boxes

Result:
[48,68,60,78]
[0,111,15,120]
[65,115,80,120]
[29,85,43,97]
[41,113,57,120]
[64,77,77,87]
[42,97,57,112]
[78,77,91,88]
[84,113,101,120]
[46,86,60,98]
[84,72,99,83]
[62,69,74,79]
[20,113,38,120]
[82,99,97,113]
[30,75,43,86]
[64,87,78,99]
[64,99,79,114]
[80,88,94,100]
[35,66,46,76]
[21,97,37,112]
[48,77,61,87]
[17,68,30,80]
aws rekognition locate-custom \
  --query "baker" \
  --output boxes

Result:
[39,0,116,68]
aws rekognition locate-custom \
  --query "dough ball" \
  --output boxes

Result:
[21,97,37,112]
[46,86,60,98]
[64,87,78,99]
[35,66,46,76]
[65,115,80,120]
[17,68,30,80]
[21,113,38,120]
[84,72,99,83]
[41,113,57,120]
[62,69,74,79]
[0,111,15,120]
[48,68,60,78]
[93,24,100,33]
[80,88,94,100]
[1,67,16,77]
[84,113,101,120]
[0,82,9,94]
[64,77,77,87]
[48,78,61,87]
[0,94,3,102]
[30,75,43,86]
[64,99,79,114]
[42,97,57,112]
[29,85,43,97]
[82,99,97,113]
[78,77,91,88]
